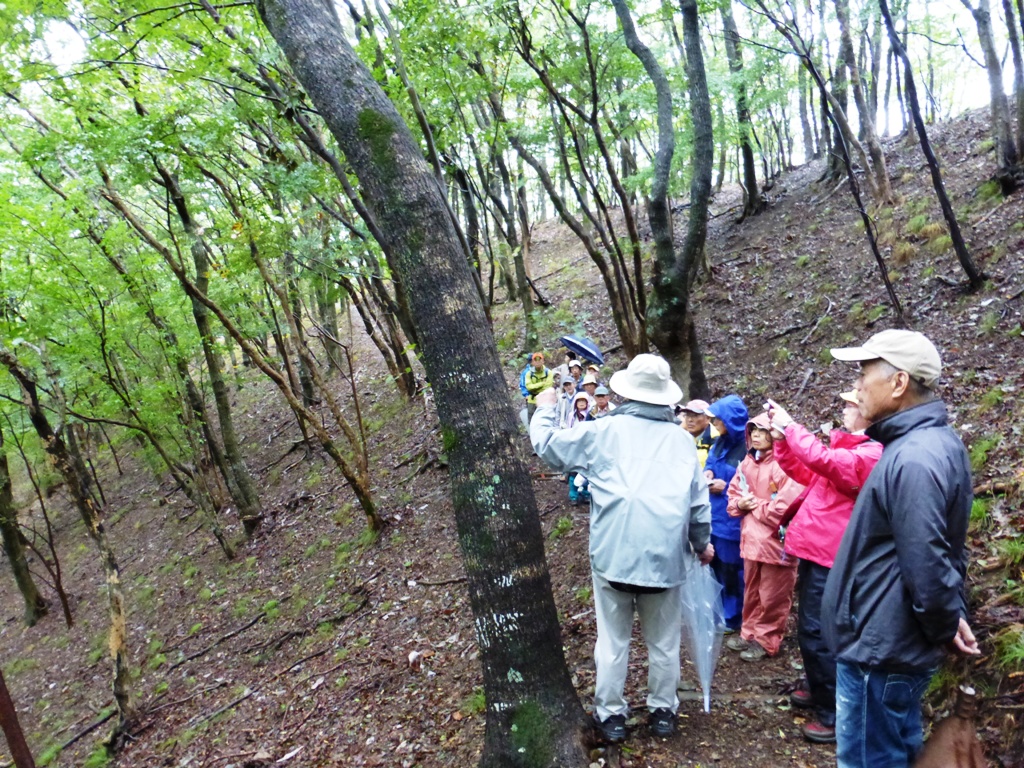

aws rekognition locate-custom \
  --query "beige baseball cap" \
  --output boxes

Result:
[830,329,941,389]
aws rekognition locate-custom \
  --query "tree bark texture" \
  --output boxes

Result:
[962,0,1021,184]
[1002,0,1024,157]
[720,0,763,218]
[255,2,590,766]
[834,0,892,201]
[158,166,263,535]
[0,345,132,725]
[0,669,36,768]
[0,434,48,627]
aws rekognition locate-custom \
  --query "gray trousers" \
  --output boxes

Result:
[592,572,681,720]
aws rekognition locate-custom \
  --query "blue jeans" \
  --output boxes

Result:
[835,660,935,768]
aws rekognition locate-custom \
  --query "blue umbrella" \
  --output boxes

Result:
[559,334,604,365]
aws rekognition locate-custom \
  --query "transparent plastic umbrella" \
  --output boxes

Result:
[679,554,726,712]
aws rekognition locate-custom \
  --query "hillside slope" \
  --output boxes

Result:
[0,108,1021,768]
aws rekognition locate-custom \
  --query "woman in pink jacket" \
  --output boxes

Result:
[725,413,804,662]
[767,392,882,745]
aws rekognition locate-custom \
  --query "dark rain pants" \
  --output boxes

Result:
[798,559,837,727]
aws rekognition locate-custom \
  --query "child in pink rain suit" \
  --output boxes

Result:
[725,413,804,660]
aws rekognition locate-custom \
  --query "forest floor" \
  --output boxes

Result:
[2,108,1023,768]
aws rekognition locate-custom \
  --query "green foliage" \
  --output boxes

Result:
[550,516,572,539]
[969,498,991,532]
[907,214,929,234]
[926,234,953,255]
[969,435,1000,473]
[574,585,592,604]
[37,744,62,767]
[263,599,281,621]
[462,686,486,716]
[994,625,1024,671]
[978,388,1004,411]
[998,535,1024,568]
[977,311,1000,335]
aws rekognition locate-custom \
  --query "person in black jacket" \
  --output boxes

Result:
[823,329,980,768]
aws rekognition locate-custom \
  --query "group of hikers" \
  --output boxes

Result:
[526,329,979,768]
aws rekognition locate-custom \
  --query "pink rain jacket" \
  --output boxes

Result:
[726,414,805,565]
[773,422,883,569]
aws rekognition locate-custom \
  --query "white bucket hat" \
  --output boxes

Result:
[608,354,682,406]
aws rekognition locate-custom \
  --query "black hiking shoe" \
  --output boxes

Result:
[648,708,677,738]
[593,713,627,743]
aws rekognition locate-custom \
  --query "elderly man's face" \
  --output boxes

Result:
[595,394,609,408]
[683,411,710,437]
[856,359,901,422]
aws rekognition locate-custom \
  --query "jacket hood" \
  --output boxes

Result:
[708,395,749,447]
[866,399,949,446]
[745,412,773,450]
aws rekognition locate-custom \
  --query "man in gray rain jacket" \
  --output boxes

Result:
[531,354,714,743]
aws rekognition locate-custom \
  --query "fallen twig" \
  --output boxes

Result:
[417,576,467,587]
[168,612,268,671]
[188,689,253,728]
[145,682,227,715]
[261,439,310,471]
[769,321,812,340]
[46,709,116,760]
[973,481,1014,497]
[793,368,816,402]
[800,297,834,344]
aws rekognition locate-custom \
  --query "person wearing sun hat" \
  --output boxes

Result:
[530,354,714,743]
[817,329,979,767]
[765,390,883,744]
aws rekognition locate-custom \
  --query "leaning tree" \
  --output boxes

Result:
[256,1,592,765]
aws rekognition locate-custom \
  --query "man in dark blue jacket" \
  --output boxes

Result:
[823,329,979,768]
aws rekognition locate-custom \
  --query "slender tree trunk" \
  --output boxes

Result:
[157,167,263,535]
[835,0,892,201]
[1002,0,1024,157]
[0,435,48,627]
[0,669,35,768]
[798,63,816,160]
[962,0,1021,187]
[880,0,986,288]
[0,345,132,726]
[720,0,763,218]
[256,2,590,764]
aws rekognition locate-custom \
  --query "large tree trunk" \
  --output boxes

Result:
[0,435,48,627]
[614,0,711,396]
[255,2,590,765]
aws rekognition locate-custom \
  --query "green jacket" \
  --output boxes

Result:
[523,367,556,403]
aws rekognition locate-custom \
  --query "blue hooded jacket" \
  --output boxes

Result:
[704,394,749,541]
